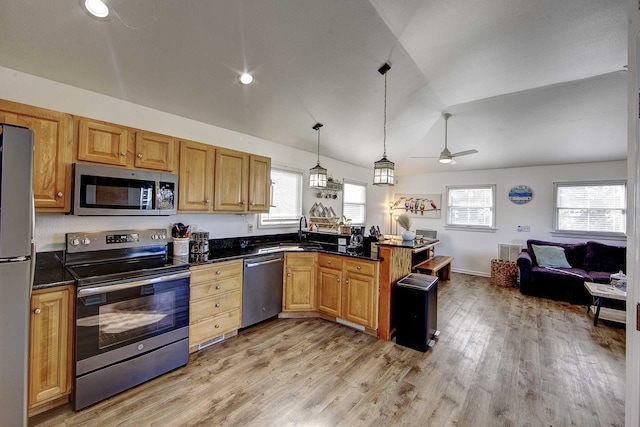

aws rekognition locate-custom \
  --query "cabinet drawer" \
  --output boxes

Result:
[189,309,240,346]
[190,260,242,285]
[190,290,241,323]
[344,259,377,276]
[190,276,241,300]
[285,253,316,266]
[317,254,343,270]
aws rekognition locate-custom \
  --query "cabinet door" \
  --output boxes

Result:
[77,119,128,166]
[284,265,316,311]
[343,271,377,329]
[317,267,342,317]
[29,286,73,409]
[135,131,175,171]
[214,148,248,212]
[0,100,72,211]
[178,140,214,211]
[248,155,271,212]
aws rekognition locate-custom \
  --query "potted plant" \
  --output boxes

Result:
[397,213,415,240]
[338,215,352,234]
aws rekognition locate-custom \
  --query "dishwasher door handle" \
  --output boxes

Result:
[245,258,283,268]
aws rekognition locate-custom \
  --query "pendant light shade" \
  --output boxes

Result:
[309,123,328,188]
[373,63,394,186]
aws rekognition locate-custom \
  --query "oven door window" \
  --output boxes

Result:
[76,278,189,361]
[80,175,155,210]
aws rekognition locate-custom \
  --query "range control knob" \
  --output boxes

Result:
[70,238,80,246]
[160,234,166,240]
[81,238,91,245]
[151,234,158,240]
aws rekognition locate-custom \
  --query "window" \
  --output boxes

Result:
[342,181,367,225]
[259,167,303,228]
[554,181,626,235]
[446,185,496,229]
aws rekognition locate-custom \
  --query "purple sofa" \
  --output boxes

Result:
[516,239,626,305]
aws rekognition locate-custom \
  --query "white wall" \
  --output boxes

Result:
[0,66,387,251]
[393,161,627,276]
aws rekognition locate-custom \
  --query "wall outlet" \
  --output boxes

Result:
[247,223,253,233]
[522,225,530,232]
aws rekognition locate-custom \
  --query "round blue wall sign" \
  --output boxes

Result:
[508,185,533,204]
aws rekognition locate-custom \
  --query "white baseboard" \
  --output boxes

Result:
[451,268,491,278]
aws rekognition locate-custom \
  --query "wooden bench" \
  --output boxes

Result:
[413,255,454,281]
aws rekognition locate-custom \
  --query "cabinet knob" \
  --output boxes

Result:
[34,308,41,314]
[215,303,221,308]
[337,278,340,283]
[250,201,255,206]
[287,273,291,277]
[327,260,331,264]
[216,271,222,275]
[120,151,126,156]
[205,199,210,204]
[239,201,245,206]
[215,324,220,329]
[357,265,361,270]
[345,280,349,284]
[56,191,63,198]
[216,285,221,290]
[137,153,143,159]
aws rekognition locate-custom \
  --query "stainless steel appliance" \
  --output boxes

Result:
[65,229,190,410]
[241,252,284,328]
[0,124,34,426]
[73,163,178,216]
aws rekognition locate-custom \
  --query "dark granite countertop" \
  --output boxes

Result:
[376,238,440,250]
[33,251,75,290]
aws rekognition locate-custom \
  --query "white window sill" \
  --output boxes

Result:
[550,231,627,242]
[444,225,497,233]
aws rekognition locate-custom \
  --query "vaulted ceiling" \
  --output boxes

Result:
[0,0,627,174]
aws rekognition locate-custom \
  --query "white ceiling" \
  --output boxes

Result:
[0,0,627,175]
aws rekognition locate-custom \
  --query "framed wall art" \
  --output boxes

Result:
[391,194,442,218]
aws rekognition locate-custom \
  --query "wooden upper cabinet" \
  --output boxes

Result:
[248,155,271,212]
[0,100,72,212]
[29,285,73,412]
[77,119,128,166]
[135,131,175,171]
[214,148,249,212]
[178,140,215,212]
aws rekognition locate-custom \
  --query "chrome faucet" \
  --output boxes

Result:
[298,215,307,243]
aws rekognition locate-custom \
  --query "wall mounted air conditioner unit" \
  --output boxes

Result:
[498,244,522,262]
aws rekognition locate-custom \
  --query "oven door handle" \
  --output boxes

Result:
[77,271,191,297]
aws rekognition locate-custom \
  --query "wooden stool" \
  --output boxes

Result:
[414,255,454,281]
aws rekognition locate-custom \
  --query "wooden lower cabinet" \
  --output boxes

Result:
[317,267,342,317]
[29,285,74,415]
[343,269,378,329]
[283,253,316,311]
[188,260,242,352]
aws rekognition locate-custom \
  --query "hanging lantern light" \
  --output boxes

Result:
[373,62,394,186]
[309,123,328,188]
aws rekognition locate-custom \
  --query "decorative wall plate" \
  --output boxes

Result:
[508,185,533,204]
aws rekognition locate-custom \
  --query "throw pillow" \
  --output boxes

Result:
[531,244,572,268]
[583,241,626,272]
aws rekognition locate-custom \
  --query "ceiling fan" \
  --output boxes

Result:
[411,112,478,164]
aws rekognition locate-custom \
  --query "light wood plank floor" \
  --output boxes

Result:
[30,273,625,427]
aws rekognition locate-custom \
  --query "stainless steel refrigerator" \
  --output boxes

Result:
[0,124,35,427]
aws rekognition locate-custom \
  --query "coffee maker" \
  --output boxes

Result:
[348,226,365,252]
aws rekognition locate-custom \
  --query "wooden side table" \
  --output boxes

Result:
[583,282,626,326]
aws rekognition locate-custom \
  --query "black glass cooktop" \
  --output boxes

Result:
[67,256,189,286]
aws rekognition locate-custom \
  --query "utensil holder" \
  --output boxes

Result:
[173,238,190,256]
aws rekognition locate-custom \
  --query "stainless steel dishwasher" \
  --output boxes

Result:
[242,253,284,328]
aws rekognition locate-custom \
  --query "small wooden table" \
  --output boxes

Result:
[583,282,626,326]
[414,256,453,281]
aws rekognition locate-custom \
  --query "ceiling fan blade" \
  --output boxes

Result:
[410,156,440,159]
[451,149,478,157]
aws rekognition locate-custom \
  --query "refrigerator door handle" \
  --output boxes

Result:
[30,196,36,295]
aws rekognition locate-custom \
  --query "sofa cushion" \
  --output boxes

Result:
[527,239,587,268]
[587,270,614,284]
[531,266,592,281]
[583,241,626,273]
[531,244,572,268]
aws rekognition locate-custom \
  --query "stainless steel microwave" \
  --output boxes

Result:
[73,163,178,216]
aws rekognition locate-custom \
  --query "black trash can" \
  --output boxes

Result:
[395,273,439,352]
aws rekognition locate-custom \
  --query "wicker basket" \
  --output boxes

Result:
[490,259,517,287]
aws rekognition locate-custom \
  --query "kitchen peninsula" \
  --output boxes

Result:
[376,238,440,340]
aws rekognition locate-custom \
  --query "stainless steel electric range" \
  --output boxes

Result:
[65,229,190,411]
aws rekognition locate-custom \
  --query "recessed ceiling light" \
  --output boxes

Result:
[239,73,254,85]
[84,0,109,18]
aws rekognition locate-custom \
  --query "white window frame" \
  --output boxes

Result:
[445,184,496,232]
[258,166,303,228]
[552,180,627,238]
[342,180,367,226]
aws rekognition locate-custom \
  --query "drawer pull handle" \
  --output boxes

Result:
[216,285,222,290]
[327,260,331,264]
[215,324,220,329]
[34,308,41,314]
[215,303,221,308]
[357,265,361,270]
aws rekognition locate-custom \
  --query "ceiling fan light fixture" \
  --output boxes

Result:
[373,62,394,186]
[84,0,109,18]
[438,157,453,164]
[309,123,328,189]
[238,73,254,85]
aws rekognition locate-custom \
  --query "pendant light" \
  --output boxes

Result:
[309,123,328,188]
[373,63,394,186]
